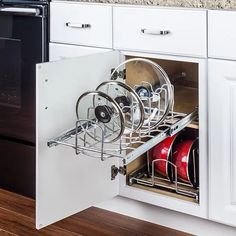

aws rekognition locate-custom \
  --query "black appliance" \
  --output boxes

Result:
[0,0,49,198]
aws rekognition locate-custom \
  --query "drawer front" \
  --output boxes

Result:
[50,2,112,48]
[209,10,236,60]
[113,7,207,57]
[49,43,111,61]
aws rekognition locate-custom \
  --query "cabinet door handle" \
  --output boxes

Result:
[66,22,91,29]
[141,29,170,35]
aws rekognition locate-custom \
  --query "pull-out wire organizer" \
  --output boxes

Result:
[47,57,199,199]
[48,58,198,165]
[48,109,198,166]
[128,145,199,201]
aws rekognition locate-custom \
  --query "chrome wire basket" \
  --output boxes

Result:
[48,58,197,165]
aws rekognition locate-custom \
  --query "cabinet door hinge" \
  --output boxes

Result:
[111,165,126,180]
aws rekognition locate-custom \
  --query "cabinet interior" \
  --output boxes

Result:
[125,56,199,203]
[45,53,201,204]
[126,56,198,114]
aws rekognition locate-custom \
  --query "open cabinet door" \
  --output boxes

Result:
[36,51,121,229]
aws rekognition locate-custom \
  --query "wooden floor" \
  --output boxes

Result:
[0,189,192,236]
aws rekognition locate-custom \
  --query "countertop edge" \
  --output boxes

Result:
[51,0,236,10]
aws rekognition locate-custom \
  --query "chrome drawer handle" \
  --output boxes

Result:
[141,29,170,35]
[0,7,41,16]
[66,22,91,29]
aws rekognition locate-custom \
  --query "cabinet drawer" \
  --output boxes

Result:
[50,2,112,48]
[113,7,207,57]
[209,11,236,60]
[49,43,111,61]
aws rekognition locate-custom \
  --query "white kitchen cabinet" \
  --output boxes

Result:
[36,50,208,229]
[49,43,111,61]
[209,59,236,227]
[43,2,212,231]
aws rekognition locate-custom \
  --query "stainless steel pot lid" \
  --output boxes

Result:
[96,80,145,135]
[76,90,125,143]
[110,58,174,132]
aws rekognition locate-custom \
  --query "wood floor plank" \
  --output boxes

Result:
[0,207,81,236]
[56,212,145,236]
[0,229,18,236]
[0,189,35,219]
[73,207,193,236]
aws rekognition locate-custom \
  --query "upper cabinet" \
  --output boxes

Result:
[208,10,236,60]
[50,2,113,48]
[113,7,207,58]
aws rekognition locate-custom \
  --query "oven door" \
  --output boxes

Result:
[0,5,48,143]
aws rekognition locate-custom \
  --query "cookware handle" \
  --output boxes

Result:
[66,22,91,29]
[0,7,40,16]
[141,29,171,35]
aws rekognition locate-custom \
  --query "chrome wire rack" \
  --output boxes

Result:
[48,109,198,165]
[46,57,199,201]
[47,58,198,166]
[128,146,199,201]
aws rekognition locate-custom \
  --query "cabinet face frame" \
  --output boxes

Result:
[118,51,208,218]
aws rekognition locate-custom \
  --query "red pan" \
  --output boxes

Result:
[172,139,199,186]
[150,134,180,181]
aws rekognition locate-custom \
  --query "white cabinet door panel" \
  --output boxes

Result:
[36,51,120,229]
[49,43,111,61]
[208,11,236,60]
[209,59,236,227]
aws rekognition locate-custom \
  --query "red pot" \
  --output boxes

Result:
[150,134,180,180]
[172,139,198,186]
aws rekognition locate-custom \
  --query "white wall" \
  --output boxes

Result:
[96,196,236,236]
